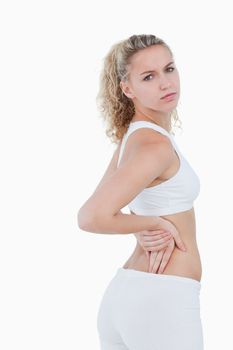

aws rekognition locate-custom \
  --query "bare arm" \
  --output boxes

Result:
[77,140,173,235]
[93,141,121,193]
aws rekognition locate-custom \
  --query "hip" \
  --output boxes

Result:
[97,267,203,349]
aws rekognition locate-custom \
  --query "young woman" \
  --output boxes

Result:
[78,34,204,350]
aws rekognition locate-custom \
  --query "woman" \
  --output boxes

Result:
[78,34,204,350]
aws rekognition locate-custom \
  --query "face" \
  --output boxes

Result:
[120,45,180,117]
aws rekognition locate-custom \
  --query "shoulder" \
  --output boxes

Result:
[134,141,174,168]
[127,125,172,147]
[125,126,174,160]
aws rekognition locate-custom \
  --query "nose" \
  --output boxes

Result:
[159,75,172,90]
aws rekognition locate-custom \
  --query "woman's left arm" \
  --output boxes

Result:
[81,142,176,273]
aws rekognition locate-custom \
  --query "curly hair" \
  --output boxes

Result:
[96,34,182,145]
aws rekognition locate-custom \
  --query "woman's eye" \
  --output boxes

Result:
[143,67,175,81]
[143,74,153,81]
[167,67,175,72]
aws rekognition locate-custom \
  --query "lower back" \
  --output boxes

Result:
[122,208,202,282]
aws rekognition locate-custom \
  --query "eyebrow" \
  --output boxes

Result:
[140,61,174,75]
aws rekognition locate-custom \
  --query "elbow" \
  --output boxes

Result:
[77,207,95,232]
[77,207,113,234]
[77,207,105,233]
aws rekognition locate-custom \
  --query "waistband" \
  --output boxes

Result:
[117,267,201,289]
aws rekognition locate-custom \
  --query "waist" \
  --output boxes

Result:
[124,207,202,281]
[124,224,202,282]
[123,244,202,282]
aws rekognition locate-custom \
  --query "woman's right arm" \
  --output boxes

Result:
[77,139,174,235]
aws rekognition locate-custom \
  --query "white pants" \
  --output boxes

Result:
[97,267,204,350]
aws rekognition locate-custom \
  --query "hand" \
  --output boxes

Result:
[134,229,173,255]
[134,216,186,255]
[155,216,186,252]
[148,238,175,274]
[131,211,186,258]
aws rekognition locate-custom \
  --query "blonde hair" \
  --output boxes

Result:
[96,34,182,144]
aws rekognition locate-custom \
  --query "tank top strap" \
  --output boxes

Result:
[117,120,180,168]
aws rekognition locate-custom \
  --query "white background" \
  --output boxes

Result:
[0,0,232,349]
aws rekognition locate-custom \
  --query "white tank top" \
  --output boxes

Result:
[117,120,200,216]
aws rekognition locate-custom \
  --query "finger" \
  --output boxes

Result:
[143,229,167,236]
[144,235,172,247]
[171,229,187,251]
[149,250,162,273]
[149,235,172,246]
[143,232,172,242]
[157,252,170,274]
[151,250,164,274]
[158,243,174,274]
[145,238,173,251]
[148,251,158,272]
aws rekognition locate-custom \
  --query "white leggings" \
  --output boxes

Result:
[97,267,204,350]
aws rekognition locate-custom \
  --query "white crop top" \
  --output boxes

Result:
[117,120,200,216]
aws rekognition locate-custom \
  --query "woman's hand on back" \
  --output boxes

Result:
[148,238,175,273]
[134,229,173,254]
[134,228,176,273]
[134,229,176,273]
[134,216,186,253]
[133,215,187,274]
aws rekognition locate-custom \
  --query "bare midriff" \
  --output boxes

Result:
[122,207,202,282]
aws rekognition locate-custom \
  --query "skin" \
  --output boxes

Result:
[118,45,202,279]
[80,44,202,281]
[120,44,180,131]
[119,45,182,273]
[92,140,178,274]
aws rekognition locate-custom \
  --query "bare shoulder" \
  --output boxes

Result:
[119,126,173,165]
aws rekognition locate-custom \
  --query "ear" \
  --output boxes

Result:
[120,80,135,99]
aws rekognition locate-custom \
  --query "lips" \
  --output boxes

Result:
[161,92,176,99]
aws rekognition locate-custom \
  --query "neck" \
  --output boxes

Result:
[132,110,171,133]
